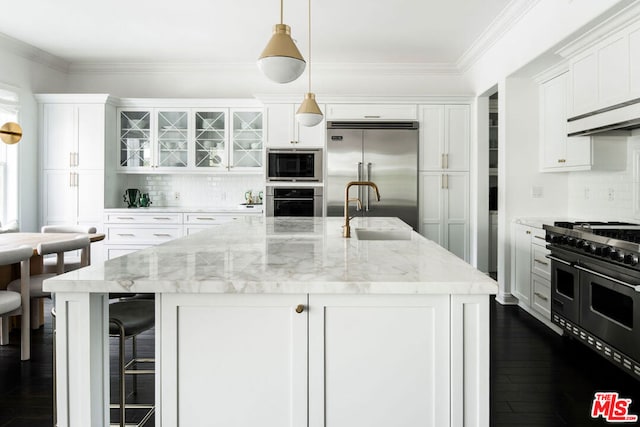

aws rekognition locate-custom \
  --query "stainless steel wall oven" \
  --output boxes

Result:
[265,186,323,217]
[545,222,640,379]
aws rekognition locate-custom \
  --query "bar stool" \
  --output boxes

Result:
[0,245,32,360]
[41,225,96,273]
[109,299,155,427]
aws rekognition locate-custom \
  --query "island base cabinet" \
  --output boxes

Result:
[159,293,490,427]
[308,294,451,427]
[159,294,308,427]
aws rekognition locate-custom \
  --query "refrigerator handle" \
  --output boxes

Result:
[357,162,363,211]
[366,162,372,211]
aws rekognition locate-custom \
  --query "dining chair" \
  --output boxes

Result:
[7,235,91,329]
[41,225,96,273]
[0,245,33,360]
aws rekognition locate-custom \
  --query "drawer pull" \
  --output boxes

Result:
[153,217,172,220]
[525,230,531,235]
[534,235,546,241]
[363,115,380,119]
[116,217,135,220]
[153,233,172,237]
[534,258,549,266]
[117,233,135,237]
[196,217,216,221]
[534,292,549,302]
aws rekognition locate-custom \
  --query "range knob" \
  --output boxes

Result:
[601,246,612,257]
[588,244,598,254]
[575,239,585,249]
[624,254,639,266]
[567,237,576,246]
[613,251,625,262]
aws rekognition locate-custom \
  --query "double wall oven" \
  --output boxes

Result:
[265,148,323,217]
[545,222,640,379]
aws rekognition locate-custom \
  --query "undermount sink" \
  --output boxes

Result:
[354,228,413,241]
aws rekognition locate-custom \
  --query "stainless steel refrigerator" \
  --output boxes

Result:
[326,121,419,229]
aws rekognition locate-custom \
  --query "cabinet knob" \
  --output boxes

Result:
[295,304,304,314]
[557,159,566,163]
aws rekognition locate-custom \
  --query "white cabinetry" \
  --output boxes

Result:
[567,19,640,116]
[37,95,114,265]
[419,105,470,171]
[183,212,244,235]
[160,292,487,427]
[540,73,592,171]
[418,104,470,261]
[420,172,469,261]
[103,212,184,259]
[326,104,417,121]
[117,106,263,173]
[511,223,552,323]
[265,103,326,148]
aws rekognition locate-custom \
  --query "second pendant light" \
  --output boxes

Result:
[295,0,323,127]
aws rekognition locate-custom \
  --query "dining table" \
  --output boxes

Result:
[0,232,105,357]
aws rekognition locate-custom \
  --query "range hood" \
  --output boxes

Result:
[567,98,640,137]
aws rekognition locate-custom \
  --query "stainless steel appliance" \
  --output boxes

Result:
[326,121,419,229]
[266,148,323,182]
[544,221,640,379]
[265,186,323,217]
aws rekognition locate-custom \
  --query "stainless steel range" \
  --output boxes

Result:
[544,221,640,380]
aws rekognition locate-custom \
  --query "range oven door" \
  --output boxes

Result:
[548,249,580,324]
[265,187,323,217]
[577,262,640,361]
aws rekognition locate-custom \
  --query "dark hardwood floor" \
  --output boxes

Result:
[0,298,638,426]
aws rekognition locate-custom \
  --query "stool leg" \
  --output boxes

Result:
[132,336,137,394]
[52,311,56,427]
[0,316,8,345]
[119,324,126,427]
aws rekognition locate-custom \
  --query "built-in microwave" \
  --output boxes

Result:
[266,148,323,182]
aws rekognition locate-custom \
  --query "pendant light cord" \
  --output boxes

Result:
[280,0,283,24]
[308,0,312,91]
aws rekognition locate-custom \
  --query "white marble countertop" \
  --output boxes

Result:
[44,217,498,295]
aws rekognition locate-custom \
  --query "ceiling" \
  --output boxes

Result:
[0,0,517,69]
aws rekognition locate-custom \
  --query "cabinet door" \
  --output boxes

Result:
[161,294,308,427]
[265,104,296,147]
[630,24,640,98]
[193,110,227,170]
[540,73,568,169]
[156,109,189,169]
[42,104,75,170]
[42,170,77,225]
[598,35,629,108]
[76,104,105,169]
[419,172,444,245]
[444,105,470,171]
[511,224,532,305]
[531,275,551,319]
[76,169,104,225]
[419,105,445,171]
[309,294,450,427]
[230,109,263,170]
[118,109,153,169]
[570,52,598,116]
[443,172,469,261]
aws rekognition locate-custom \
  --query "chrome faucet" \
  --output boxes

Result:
[343,181,381,238]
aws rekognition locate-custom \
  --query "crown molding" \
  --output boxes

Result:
[456,0,541,72]
[0,32,69,73]
[33,93,118,105]
[254,94,475,104]
[68,61,460,76]
[532,60,570,84]
[556,0,640,58]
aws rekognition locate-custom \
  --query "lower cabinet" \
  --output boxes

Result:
[511,222,552,322]
[160,293,489,427]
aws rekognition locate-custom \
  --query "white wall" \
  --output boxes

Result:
[0,39,68,231]
[567,134,640,221]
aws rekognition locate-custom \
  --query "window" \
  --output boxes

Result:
[0,86,19,227]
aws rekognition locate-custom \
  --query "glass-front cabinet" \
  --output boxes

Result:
[117,107,263,173]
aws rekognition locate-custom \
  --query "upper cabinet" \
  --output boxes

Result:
[419,105,470,171]
[540,72,591,171]
[117,106,263,173]
[264,103,326,148]
[567,19,640,117]
[326,104,417,121]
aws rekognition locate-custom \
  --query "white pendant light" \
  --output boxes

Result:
[296,0,323,127]
[257,0,306,84]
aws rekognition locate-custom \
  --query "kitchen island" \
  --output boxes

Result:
[44,216,498,427]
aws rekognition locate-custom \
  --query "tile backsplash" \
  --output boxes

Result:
[567,135,640,221]
[118,174,265,208]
